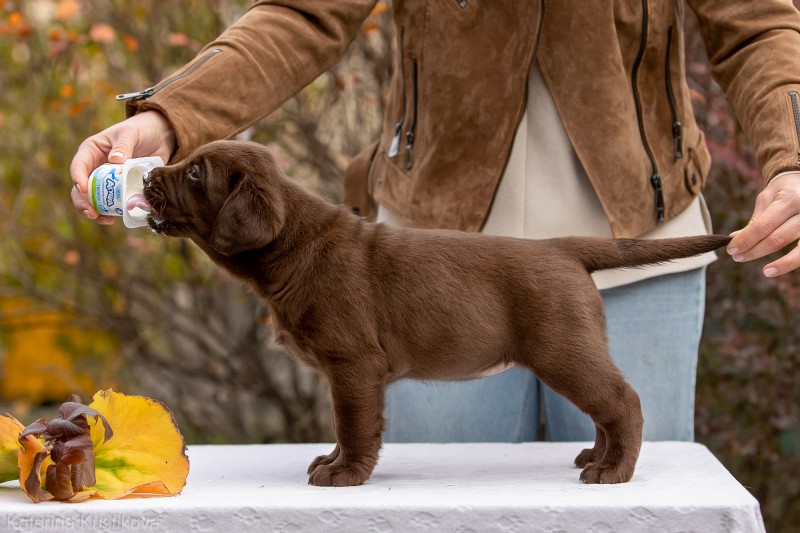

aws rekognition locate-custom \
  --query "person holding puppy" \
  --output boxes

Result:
[71,1,800,443]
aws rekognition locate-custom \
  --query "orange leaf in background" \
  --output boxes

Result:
[123,34,138,52]
[59,85,75,99]
[363,22,379,35]
[56,0,81,21]
[7,10,31,37]
[8,11,23,27]
[89,23,115,43]
[63,250,80,266]
[168,32,190,47]
[47,27,65,42]
[69,99,90,117]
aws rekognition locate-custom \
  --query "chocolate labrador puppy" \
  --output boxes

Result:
[143,140,729,487]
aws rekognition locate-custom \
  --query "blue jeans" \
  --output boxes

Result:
[383,267,706,442]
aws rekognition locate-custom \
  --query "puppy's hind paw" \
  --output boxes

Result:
[307,447,340,474]
[579,462,634,484]
[308,460,371,487]
[574,446,605,468]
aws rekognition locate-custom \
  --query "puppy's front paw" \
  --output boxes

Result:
[308,459,372,487]
[579,462,634,484]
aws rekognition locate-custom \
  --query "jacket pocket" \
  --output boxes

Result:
[116,48,223,101]
[787,91,800,166]
[665,26,682,160]
[387,52,418,172]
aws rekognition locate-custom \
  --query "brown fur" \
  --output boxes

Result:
[143,140,730,487]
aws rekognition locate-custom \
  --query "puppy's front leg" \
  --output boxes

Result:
[308,363,385,487]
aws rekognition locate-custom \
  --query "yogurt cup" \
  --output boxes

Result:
[87,156,163,228]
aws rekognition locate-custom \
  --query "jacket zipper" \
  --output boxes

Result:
[456,0,468,8]
[116,48,223,101]
[665,26,683,160]
[405,57,419,170]
[632,0,664,225]
[388,27,406,159]
[789,92,800,165]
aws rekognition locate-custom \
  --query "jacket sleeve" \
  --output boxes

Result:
[688,0,800,183]
[126,0,378,162]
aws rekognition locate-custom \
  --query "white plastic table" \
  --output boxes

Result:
[0,442,765,532]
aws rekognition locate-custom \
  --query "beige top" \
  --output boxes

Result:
[378,65,716,290]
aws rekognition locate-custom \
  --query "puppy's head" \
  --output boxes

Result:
[144,140,285,256]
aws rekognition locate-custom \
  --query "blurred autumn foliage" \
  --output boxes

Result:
[0,1,797,530]
[0,0,391,445]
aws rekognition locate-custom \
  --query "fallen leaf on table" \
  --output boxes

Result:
[88,389,189,499]
[13,390,189,503]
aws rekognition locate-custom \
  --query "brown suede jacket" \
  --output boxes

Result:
[123,0,800,238]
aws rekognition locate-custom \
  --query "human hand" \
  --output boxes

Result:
[70,110,176,224]
[727,172,800,277]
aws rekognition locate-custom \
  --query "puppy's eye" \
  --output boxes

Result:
[187,164,201,182]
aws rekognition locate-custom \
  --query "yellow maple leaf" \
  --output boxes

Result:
[88,390,189,499]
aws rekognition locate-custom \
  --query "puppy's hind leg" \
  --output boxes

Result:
[517,306,643,483]
[574,424,606,468]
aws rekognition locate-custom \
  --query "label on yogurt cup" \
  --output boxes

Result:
[88,163,124,216]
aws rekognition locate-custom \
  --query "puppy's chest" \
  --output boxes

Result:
[271,319,322,371]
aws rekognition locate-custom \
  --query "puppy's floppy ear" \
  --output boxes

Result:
[210,172,285,256]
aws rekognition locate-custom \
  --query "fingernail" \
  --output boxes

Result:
[109,151,125,160]
[732,254,745,262]
[83,210,94,219]
[727,248,739,255]
[728,230,741,237]
[764,267,779,277]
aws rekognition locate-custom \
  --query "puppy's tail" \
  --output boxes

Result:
[557,235,731,273]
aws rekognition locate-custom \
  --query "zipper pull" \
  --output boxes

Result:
[673,121,683,159]
[405,130,415,170]
[116,87,156,101]
[388,120,403,158]
[651,173,665,225]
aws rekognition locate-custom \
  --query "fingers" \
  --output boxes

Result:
[727,172,800,276]
[762,243,800,277]
[729,214,800,265]
[70,139,108,194]
[108,140,134,164]
[70,183,115,225]
[69,122,139,223]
